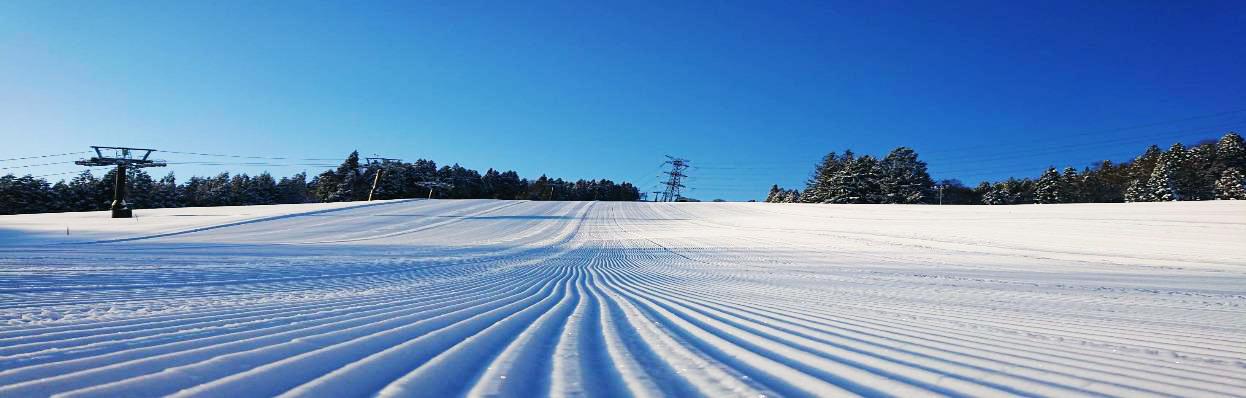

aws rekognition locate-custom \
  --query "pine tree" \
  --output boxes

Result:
[251,172,279,204]
[828,154,881,204]
[151,172,180,208]
[127,169,156,209]
[1124,178,1151,202]
[0,175,53,215]
[1061,167,1081,203]
[1126,144,1163,200]
[879,147,933,204]
[329,151,365,202]
[1085,160,1127,203]
[277,172,311,204]
[782,189,800,203]
[1182,143,1217,200]
[802,152,843,203]
[1214,132,1245,175]
[1148,155,1180,202]
[1215,169,1246,200]
[1034,168,1063,204]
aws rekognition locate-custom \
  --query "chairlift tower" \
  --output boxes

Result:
[75,146,167,218]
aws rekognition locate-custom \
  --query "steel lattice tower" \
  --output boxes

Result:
[659,155,690,202]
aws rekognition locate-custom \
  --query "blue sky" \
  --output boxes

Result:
[2,1,1243,201]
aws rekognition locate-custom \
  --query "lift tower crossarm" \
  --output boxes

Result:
[74,146,167,218]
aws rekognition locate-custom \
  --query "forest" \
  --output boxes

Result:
[767,132,1246,204]
[0,151,640,215]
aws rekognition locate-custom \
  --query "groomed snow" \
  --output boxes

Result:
[1,199,1244,397]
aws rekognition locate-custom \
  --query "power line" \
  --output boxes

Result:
[164,161,339,167]
[31,170,91,179]
[163,149,346,162]
[0,161,77,170]
[0,151,89,163]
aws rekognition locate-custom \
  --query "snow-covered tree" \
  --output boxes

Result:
[329,151,366,202]
[782,189,801,203]
[1061,167,1082,203]
[879,147,933,204]
[803,151,848,203]
[1214,132,1245,175]
[828,155,882,204]
[1034,167,1063,204]
[1148,154,1180,202]
[1124,179,1151,202]
[1125,144,1163,198]
[1215,169,1246,200]
[1180,143,1215,200]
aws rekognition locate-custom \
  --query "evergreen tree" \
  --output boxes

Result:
[529,175,552,200]
[879,147,933,204]
[251,172,279,204]
[128,169,157,209]
[802,152,843,203]
[1126,144,1163,198]
[828,155,881,204]
[1148,154,1180,201]
[151,172,181,208]
[782,189,802,202]
[1084,160,1127,203]
[1183,143,1217,200]
[1213,132,1245,175]
[0,175,53,215]
[277,172,312,204]
[1034,167,1063,204]
[1061,167,1081,203]
[1124,178,1151,202]
[47,181,71,212]
[329,151,365,202]
[1215,169,1246,200]
[933,179,976,204]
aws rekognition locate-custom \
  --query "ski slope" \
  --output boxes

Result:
[1,199,1244,397]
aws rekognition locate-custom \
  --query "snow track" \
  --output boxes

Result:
[1,199,1244,397]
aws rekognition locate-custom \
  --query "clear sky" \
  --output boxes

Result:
[2,1,1244,201]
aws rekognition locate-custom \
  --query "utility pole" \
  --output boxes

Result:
[75,146,166,218]
[937,185,945,205]
[651,191,662,202]
[364,157,401,201]
[659,155,690,202]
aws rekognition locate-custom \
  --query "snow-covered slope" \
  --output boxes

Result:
[0,200,1244,397]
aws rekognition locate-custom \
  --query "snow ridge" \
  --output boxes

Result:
[0,200,1244,397]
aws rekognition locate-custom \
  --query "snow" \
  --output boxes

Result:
[1,199,1244,397]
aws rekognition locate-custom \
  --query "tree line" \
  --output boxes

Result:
[766,132,1246,204]
[0,151,640,215]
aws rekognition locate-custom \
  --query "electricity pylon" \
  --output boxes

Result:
[660,155,690,202]
[75,146,166,218]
